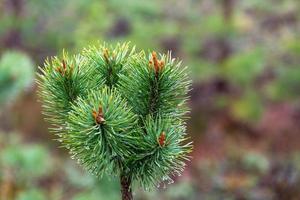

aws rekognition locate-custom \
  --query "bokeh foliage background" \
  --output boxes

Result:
[1,0,300,199]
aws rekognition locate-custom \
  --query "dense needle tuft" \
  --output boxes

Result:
[37,52,101,134]
[118,51,191,119]
[64,87,138,177]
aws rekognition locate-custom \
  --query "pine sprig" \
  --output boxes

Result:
[37,42,192,199]
[128,116,192,189]
[37,53,100,133]
[64,87,138,177]
[118,51,191,120]
[83,42,135,88]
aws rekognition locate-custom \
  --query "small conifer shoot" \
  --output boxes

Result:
[37,43,192,200]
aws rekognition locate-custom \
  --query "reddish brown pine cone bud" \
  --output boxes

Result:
[92,105,105,124]
[158,131,166,147]
[55,59,73,76]
[149,51,165,75]
[152,51,160,73]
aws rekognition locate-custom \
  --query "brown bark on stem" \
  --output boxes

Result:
[120,174,133,200]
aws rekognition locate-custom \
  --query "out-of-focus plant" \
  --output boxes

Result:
[16,189,46,200]
[231,91,264,123]
[223,49,265,87]
[242,151,269,173]
[1,142,51,182]
[265,66,300,101]
[65,160,120,200]
[0,133,51,200]
[37,42,192,199]
[0,51,34,106]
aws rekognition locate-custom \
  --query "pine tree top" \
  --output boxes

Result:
[37,42,192,190]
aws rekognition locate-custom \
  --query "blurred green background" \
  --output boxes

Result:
[1,0,300,199]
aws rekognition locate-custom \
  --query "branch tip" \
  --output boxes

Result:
[149,51,165,75]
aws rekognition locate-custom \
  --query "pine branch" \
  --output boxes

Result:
[37,42,192,198]
[37,52,100,134]
[127,116,192,189]
[64,87,138,177]
[118,51,191,120]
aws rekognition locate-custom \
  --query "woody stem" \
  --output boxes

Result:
[120,173,133,200]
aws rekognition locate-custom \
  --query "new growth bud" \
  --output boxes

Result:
[158,131,166,147]
[55,59,73,77]
[149,51,165,76]
[92,105,105,124]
